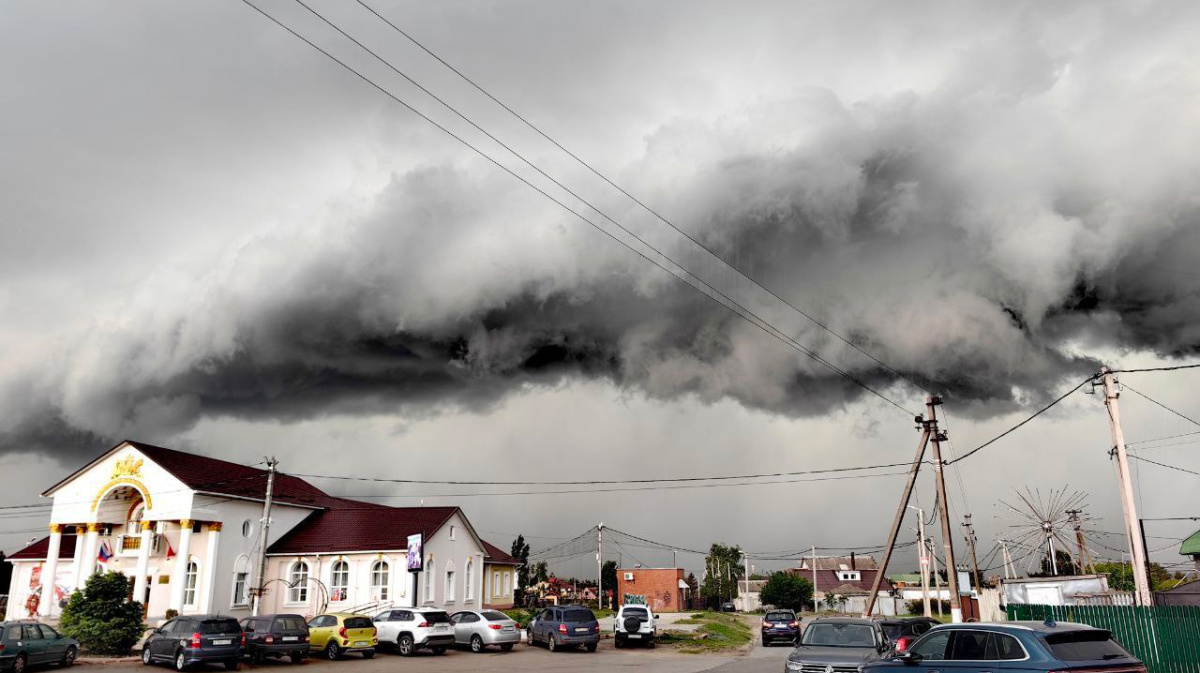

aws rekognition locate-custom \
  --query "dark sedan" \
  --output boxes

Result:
[863,622,1145,673]
[876,617,939,653]
[785,618,889,673]
[761,610,800,646]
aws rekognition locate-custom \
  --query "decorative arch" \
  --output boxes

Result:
[91,478,153,513]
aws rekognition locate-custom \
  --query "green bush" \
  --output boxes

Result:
[759,572,814,612]
[59,572,146,655]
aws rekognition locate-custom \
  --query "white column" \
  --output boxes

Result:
[79,524,101,586]
[200,523,221,613]
[169,520,194,611]
[40,525,63,617]
[132,520,153,607]
[69,526,85,591]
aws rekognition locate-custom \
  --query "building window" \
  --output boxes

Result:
[837,571,861,582]
[232,572,249,606]
[449,526,456,541]
[330,561,349,602]
[371,561,389,601]
[465,559,474,600]
[424,557,434,602]
[493,571,501,597]
[503,572,511,597]
[445,569,455,602]
[183,561,199,606]
[288,561,309,603]
[241,520,252,538]
[126,503,145,537]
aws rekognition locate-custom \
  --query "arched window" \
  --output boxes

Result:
[126,502,145,537]
[288,561,309,603]
[370,561,389,601]
[445,560,456,602]
[183,560,199,606]
[231,555,250,607]
[330,560,349,602]
[465,559,474,600]
[424,557,434,602]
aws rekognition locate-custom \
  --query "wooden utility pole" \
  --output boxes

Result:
[1098,367,1153,606]
[962,514,982,592]
[927,396,963,622]
[251,456,278,617]
[862,413,932,616]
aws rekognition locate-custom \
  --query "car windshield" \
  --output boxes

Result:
[200,619,241,634]
[275,617,307,631]
[422,611,452,624]
[766,612,794,622]
[344,617,373,629]
[1044,631,1132,661]
[802,623,876,647]
[563,608,596,622]
[624,608,649,617]
[481,611,510,621]
[880,623,906,637]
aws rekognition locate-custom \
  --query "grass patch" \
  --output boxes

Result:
[662,611,753,653]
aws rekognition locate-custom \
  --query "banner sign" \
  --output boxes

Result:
[406,534,423,571]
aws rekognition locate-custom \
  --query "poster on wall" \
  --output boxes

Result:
[406,534,423,572]
[26,566,74,617]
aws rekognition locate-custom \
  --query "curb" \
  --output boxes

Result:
[78,657,140,666]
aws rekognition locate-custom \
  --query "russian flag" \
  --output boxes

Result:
[97,541,113,564]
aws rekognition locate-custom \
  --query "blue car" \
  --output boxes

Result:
[863,621,1145,673]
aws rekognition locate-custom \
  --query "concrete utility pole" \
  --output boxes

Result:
[743,552,750,610]
[597,523,604,611]
[928,396,963,622]
[251,456,278,617]
[1098,367,1154,607]
[862,413,933,616]
[928,537,944,617]
[962,514,983,592]
[1066,509,1094,574]
[998,539,1015,580]
[811,545,818,602]
[908,505,932,618]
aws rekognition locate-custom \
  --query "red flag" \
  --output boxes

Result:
[166,539,176,560]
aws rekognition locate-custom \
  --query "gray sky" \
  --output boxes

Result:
[2,0,1200,580]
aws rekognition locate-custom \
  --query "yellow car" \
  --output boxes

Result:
[307,613,378,660]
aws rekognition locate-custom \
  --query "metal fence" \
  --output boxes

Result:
[1008,603,1200,673]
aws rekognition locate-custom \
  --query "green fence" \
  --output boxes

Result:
[1008,603,1200,673]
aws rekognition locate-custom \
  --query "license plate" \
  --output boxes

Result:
[436,625,449,631]
[575,627,589,633]
[503,626,515,631]
[628,634,641,639]
[282,636,298,642]
[353,641,369,647]
[213,640,232,646]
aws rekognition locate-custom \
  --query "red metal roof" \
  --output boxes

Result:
[482,540,520,565]
[9,534,78,561]
[267,506,460,555]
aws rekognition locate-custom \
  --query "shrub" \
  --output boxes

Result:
[759,572,814,613]
[905,598,952,615]
[59,572,146,655]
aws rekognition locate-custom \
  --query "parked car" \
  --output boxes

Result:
[761,609,800,646]
[785,618,889,673]
[449,610,519,653]
[142,615,244,671]
[721,602,736,613]
[614,605,656,649]
[306,613,376,660]
[864,622,1145,673]
[875,617,939,653]
[1,622,79,673]
[528,605,600,652]
[372,608,454,657]
[239,614,310,664]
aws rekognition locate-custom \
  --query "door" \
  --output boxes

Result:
[452,612,478,645]
[307,615,334,648]
[942,630,1004,673]
[539,609,554,642]
[901,629,952,673]
[37,626,66,663]
[151,620,174,660]
[21,625,47,664]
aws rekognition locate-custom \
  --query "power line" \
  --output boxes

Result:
[1127,454,1200,478]
[1126,430,1200,447]
[238,0,917,417]
[946,374,1095,465]
[351,0,932,399]
[1123,384,1200,429]
[1112,363,1200,374]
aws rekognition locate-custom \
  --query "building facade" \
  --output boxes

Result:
[615,567,687,613]
[4,441,518,621]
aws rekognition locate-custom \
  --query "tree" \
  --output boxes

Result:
[759,572,813,612]
[1029,550,1075,578]
[1094,561,1178,592]
[59,571,146,655]
[511,535,531,606]
[601,560,617,607]
[701,543,744,603]
[530,561,549,585]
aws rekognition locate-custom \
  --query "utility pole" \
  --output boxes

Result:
[1097,367,1153,606]
[673,549,678,569]
[811,545,818,605]
[863,412,933,616]
[743,552,750,610]
[597,523,604,611]
[962,514,982,593]
[998,539,1015,580]
[927,537,944,617]
[909,505,931,618]
[928,396,963,622]
[251,456,278,617]
[1066,509,1094,574]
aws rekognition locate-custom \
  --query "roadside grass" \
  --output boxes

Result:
[660,611,753,653]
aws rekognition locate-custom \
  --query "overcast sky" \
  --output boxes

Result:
[3,0,1200,581]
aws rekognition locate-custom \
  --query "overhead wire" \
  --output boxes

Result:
[1122,384,1200,429]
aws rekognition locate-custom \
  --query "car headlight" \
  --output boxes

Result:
[786,662,803,671]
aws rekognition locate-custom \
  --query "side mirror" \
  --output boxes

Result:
[897,651,922,666]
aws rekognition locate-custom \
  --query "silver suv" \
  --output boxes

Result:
[614,605,656,648]
[372,608,454,657]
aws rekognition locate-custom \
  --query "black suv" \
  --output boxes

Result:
[876,617,938,652]
[142,615,244,671]
[239,614,310,664]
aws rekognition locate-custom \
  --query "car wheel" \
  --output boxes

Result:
[361,650,375,660]
[547,636,558,653]
[397,635,414,657]
[290,652,305,665]
[586,643,598,653]
[60,645,78,668]
[324,642,341,661]
[500,644,513,653]
[646,638,655,650]
[431,647,446,656]
[615,637,623,649]
[174,651,188,672]
[142,648,154,666]
[224,660,239,671]
[251,649,264,665]
[470,635,484,653]
[13,654,27,673]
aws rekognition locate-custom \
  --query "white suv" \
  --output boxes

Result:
[614,605,656,648]
[372,608,455,656]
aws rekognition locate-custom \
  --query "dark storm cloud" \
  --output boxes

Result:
[3,0,1200,458]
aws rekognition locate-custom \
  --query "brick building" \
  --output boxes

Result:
[615,567,687,613]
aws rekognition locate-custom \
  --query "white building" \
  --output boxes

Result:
[4,440,519,621]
